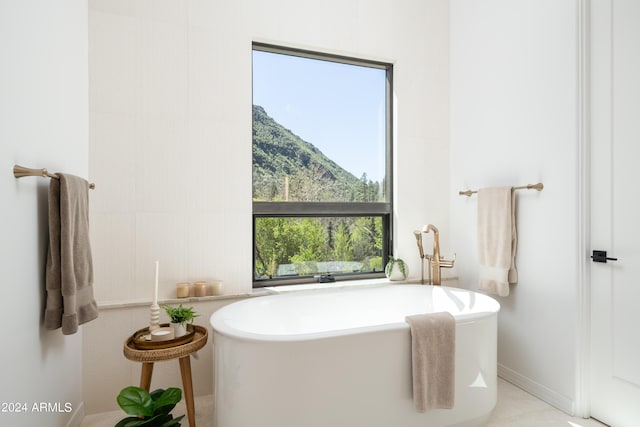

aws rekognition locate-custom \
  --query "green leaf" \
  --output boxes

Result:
[152,388,182,414]
[162,304,198,324]
[149,389,165,401]
[116,386,154,417]
[115,416,156,427]
[160,414,185,427]
[119,413,171,426]
[115,416,139,427]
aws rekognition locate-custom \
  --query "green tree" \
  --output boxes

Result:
[352,217,382,262]
[255,217,330,278]
[332,220,353,261]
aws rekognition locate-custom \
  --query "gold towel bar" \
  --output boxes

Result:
[13,165,95,189]
[459,182,543,197]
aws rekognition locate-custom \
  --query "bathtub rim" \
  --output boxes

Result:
[210,284,500,343]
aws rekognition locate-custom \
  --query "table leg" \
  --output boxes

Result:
[179,355,196,427]
[140,362,154,392]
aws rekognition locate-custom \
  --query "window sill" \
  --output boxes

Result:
[264,277,409,294]
[262,276,460,294]
[96,292,266,310]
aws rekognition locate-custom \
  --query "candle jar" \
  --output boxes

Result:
[211,280,223,296]
[193,281,207,297]
[176,282,190,298]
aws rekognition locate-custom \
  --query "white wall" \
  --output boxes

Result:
[450,0,581,414]
[85,0,450,413]
[0,1,88,426]
[88,0,450,303]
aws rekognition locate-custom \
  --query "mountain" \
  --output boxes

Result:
[252,105,370,202]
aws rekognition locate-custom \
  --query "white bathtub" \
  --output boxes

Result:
[210,284,500,427]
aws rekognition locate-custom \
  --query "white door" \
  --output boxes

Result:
[590,1,640,425]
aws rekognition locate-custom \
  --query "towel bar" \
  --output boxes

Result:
[459,182,542,197]
[13,165,95,189]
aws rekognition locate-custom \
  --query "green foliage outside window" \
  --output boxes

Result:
[255,216,383,280]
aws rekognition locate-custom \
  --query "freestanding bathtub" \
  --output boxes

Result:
[210,284,500,427]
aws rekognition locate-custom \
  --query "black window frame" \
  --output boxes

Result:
[252,42,394,287]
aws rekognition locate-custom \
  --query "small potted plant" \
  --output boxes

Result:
[163,304,198,337]
[115,386,185,427]
[385,256,408,281]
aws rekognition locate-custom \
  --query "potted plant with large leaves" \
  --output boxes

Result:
[163,304,199,337]
[115,386,185,427]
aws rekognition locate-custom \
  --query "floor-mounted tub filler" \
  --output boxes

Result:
[210,284,500,427]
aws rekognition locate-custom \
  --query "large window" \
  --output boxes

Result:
[252,43,392,286]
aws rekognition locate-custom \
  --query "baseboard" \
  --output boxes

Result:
[66,401,85,427]
[498,364,575,415]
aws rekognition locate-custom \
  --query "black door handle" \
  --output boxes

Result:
[591,250,618,263]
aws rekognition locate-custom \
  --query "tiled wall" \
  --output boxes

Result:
[89,0,251,303]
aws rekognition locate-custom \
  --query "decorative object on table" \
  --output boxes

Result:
[131,324,195,350]
[163,304,199,338]
[385,256,408,281]
[150,260,161,333]
[151,326,175,341]
[115,386,185,427]
[176,282,190,298]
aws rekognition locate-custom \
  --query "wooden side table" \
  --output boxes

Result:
[123,325,208,427]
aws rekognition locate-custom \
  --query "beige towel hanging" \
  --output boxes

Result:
[477,186,518,296]
[44,173,98,334]
[405,312,456,412]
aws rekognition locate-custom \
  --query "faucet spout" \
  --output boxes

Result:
[415,224,455,285]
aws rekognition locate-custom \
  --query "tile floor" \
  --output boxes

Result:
[485,379,607,427]
[80,378,608,427]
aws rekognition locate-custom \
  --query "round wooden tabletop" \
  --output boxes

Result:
[123,325,208,362]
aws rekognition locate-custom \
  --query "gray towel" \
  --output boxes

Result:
[405,312,455,412]
[477,187,518,296]
[44,173,98,335]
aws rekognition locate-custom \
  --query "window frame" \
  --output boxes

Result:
[251,42,394,287]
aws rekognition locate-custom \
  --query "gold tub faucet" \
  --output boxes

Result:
[415,224,456,286]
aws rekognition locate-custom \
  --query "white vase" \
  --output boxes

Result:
[171,322,187,338]
[385,260,408,281]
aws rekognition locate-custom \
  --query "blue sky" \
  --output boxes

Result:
[252,50,387,183]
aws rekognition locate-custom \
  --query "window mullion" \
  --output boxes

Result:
[253,201,391,216]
